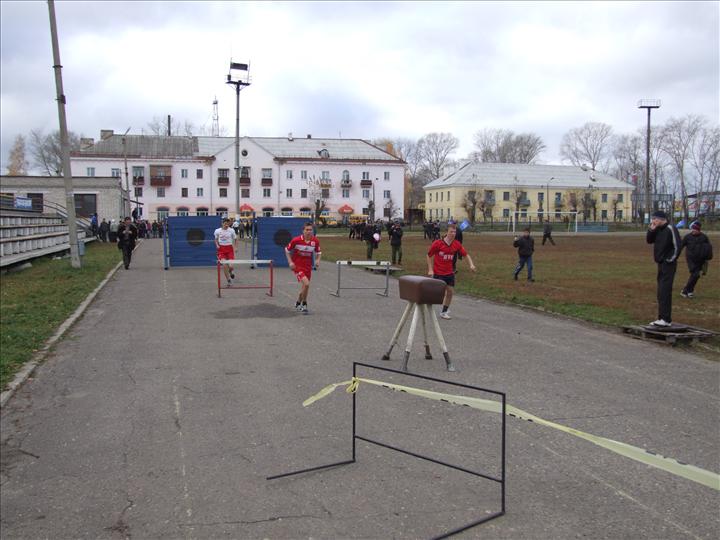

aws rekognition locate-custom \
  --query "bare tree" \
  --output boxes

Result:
[29,129,81,176]
[6,135,29,175]
[560,122,614,172]
[146,116,196,136]
[611,132,645,182]
[306,176,329,225]
[384,196,400,220]
[417,132,459,180]
[373,137,426,209]
[463,190,478,224]
[689,125,720,218]
[472,128,545,163]
[662,115,705,223]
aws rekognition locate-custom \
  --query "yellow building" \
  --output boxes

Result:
[423,162,634,223]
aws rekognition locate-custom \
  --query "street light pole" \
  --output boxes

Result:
[546,176,555,220]
[226,61,251,219]
[47,0,80,268]
[638,99,661,223]
[122,126,130,218]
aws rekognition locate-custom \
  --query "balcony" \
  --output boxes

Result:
[360,179,373,188]
[217,177,230,186]
[240,177,251,187]
[132,176,145,186]
[320,179,332,188]
[554,199,564,207]
[261,178,273,187]
[150,176,171,187]
[484,196,495,205]
[341,179,352,188]
[518,198,531,207]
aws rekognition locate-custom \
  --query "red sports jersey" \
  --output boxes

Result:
[428,239,467,276]
[286,235,321,273]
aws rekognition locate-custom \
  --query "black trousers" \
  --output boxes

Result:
[542,233,555,245]
[656,261,677,322]
[683,262,703,294]
[122,244,134,269]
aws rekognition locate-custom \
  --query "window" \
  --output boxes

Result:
[157,207,169,220]
[111,168,121,178]
[342,170,350,181]
[342,189,350,198]
[384,171,390,181]
[503,191,510,201]
[262,207,273,217]
[440,209,444,218]
[321,171,330,180]
[263,188,271,197]
[301,170,307,180]
[281,208,293,216]
[196,187,204,197]
[362,207,369,215]
[241,166,251,177]
[321,189,330,199]
[286,170,293,179]
[135,207,143,217]
[262,168,272,179]
[177,207,189,217]
[219,188,227,198]
[503,208,510,218]
[132,166,144,178]
[216,207,228,217]
[440,192,444,202]
[617,210,623,219]
[157,187,165,198]
[196,169,203,179]
[86,167,95,177]
[241,189,250,198]
[601,193,608,203]
[362,171,370,180]
[601,209,608,219]
[555,210,561,218]
[362,189,370,199]
[181,169,188,178]
[197,208,209,216]
[520,210,527,218]
[301,189,308,198]
[435,193,438,202]
[447,191,450,201]
[384,207,391,218]
[286,189,292,198]
[134,187,143,197]
[617,194,624,203]
[538,192,544,202]
[181,188,188,198]
[384,190,391,199]
[218,168,229,178]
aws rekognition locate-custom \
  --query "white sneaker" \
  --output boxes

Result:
[440,311,451,320]
[687,292,694,298]
[680,291,689,298]
[227,278,232,285]
[650,319,671,327]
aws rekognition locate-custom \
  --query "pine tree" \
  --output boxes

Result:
[7,134,29,175]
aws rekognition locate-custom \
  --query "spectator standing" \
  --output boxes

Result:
[117,217,138,269]
[646,210,681,327]
[390,221,403,266]
[542,219,555,245]
[513,227,535,282]
[109,219,119,242]
[99,219,109,242]
[679,221,713,299]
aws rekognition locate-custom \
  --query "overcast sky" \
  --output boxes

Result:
[1,0,718,172]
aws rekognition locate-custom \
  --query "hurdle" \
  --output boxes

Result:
[217,259,274,298]
[330,260,391,297]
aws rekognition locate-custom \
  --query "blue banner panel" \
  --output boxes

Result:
[256,217,308,267]
[168,216,222,267]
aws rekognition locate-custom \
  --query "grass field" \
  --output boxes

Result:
[0,242,121,388]
[319,232,720,334]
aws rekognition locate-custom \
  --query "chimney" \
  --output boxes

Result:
[80,137,95,149]
[306,134,312,139]
[100,129,114,140]
[288,132,294,141]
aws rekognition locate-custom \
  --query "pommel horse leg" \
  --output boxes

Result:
[427,305,454,372]
[382,302,414,361]
[401,304,422,372]
[420,303,432,360]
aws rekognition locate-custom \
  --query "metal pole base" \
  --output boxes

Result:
[425,345,433,360]
[444,352,455,372]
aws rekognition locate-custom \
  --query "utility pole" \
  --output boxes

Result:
[122,127,131,218]
[637,99,661,224]
[226,61,251,219]
[47,0,80,268]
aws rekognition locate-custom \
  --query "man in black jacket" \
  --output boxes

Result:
[117,217,138,270]
[679,221,713,298]
[390,221,403,266]
[513,227,535,282]
[646,210,681,327]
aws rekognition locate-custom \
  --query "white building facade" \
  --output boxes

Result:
[71,131,406,222]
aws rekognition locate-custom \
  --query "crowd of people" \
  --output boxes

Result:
[89,213,165,243]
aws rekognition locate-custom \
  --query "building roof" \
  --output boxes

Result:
[424,162,633,190]
[77,132,403,163]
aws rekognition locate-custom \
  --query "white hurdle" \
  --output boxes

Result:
[330,260,391,297]
[217,259,274,298]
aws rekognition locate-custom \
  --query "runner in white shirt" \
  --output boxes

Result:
[214,218,238,285]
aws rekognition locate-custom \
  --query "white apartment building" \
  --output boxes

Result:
[71,131,406,222]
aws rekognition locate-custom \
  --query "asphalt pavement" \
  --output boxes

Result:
[1,238,718,539]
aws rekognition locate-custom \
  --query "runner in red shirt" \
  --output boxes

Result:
[427,222,476,319]
[285,222,322,314]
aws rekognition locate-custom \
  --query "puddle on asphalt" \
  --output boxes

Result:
[213,303,296,319]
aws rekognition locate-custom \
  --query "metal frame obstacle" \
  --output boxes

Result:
[330,260,391,297]
[217,259,274,298]
[267,362,507,539]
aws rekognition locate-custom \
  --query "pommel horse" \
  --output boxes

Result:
[382,275,455,372]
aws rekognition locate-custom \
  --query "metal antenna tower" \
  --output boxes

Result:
[212,96,220,137]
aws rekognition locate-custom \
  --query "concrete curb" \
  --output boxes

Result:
[0,258,125,408]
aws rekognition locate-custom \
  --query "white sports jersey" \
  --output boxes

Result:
[214,227,236,246]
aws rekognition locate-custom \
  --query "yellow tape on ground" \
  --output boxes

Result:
[303,377,720,491]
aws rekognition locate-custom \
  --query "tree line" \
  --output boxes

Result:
[6,114,718,222]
